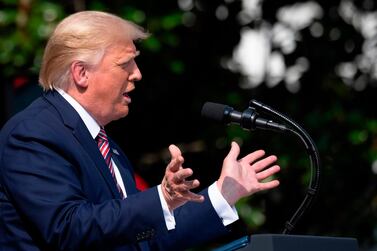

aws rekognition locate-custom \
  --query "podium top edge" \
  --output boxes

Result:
[250,234,358,241]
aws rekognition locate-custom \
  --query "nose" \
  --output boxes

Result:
[129,63,142,82]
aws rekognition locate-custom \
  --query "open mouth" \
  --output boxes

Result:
[123,92,131,103]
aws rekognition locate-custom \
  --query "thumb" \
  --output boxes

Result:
[225,141,240,161]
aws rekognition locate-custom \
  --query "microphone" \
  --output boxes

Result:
[201,102,288,132]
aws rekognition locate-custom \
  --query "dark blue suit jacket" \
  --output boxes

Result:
[0,91,229,251]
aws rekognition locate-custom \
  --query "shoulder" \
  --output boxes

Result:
[0,95,68,151]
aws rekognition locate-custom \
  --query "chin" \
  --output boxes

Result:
[107,110,129,124]
[119,109,130,118]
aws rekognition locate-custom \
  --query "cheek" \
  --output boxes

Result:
[91,73,126,102]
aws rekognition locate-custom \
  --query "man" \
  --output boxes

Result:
[0,11,280,251]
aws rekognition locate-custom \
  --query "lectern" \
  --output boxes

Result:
[214,234,359,251]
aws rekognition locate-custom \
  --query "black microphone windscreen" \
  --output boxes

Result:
[201,102,227,122]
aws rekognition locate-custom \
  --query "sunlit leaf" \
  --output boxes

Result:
[170,60,185,74]
[161,13,182,30]
[142,36,161,52]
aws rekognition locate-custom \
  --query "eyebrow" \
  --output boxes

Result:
[127,50,140,60]
[117,50,140,65]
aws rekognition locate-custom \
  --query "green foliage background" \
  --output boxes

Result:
[1,0,376,250]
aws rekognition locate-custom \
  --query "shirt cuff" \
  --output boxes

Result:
[157,185,176,230]
[208,182,239,226]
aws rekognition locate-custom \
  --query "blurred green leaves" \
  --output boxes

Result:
[161,12,182,30]
[348,129,368,145]
[0,1,64,77]
[236,197,266,229]
[122,7,146,24]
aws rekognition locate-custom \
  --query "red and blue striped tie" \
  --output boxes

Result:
[96,128,125,199]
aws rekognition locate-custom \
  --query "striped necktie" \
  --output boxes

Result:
[96,128,125,199]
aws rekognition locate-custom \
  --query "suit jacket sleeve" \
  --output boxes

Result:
[151,188,231,251]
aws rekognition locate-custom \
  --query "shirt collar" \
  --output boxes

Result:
[55,88,100,139]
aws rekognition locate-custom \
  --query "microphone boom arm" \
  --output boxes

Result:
[249,99,321,234]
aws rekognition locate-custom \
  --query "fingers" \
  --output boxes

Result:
[172,168,193,183]
[174,179,200,192]
[166,185,204,203]
[255,165,280,180]
[241,149,266,166]
[182,191,205,203]
[170,169,199,192]
[169,144,182,158]
[162,174,204,210]
[167,144,184,172]
[162,147,204,210]
[167,157,183,174]
[164,177,200,194]
[258,180,280,191]
[252,155,277,172]
[218,143,281,204]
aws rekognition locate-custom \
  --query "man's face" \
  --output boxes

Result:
[86,41,142,125]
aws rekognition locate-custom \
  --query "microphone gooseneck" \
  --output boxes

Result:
[201,100,321,235]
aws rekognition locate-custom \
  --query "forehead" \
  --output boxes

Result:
[106,41,138,61]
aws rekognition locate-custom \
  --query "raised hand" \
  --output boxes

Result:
[217,141,280,206]
[161,144,204,211]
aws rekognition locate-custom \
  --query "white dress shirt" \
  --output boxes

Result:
[56,88,238,230]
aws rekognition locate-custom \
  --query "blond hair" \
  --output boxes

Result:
[39,11,149,91]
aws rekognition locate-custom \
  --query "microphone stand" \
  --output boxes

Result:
[215,100,358,251]
[248,99,321,234]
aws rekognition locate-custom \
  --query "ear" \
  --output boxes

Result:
[71,61,89,88]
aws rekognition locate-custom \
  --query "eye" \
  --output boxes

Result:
[117,59,135,70]
[118,61,129,68]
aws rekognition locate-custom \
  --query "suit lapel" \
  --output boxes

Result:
[111,150,138,195]
[109,139,138,195]
[74,125,122,199]
[42,91,122,199]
